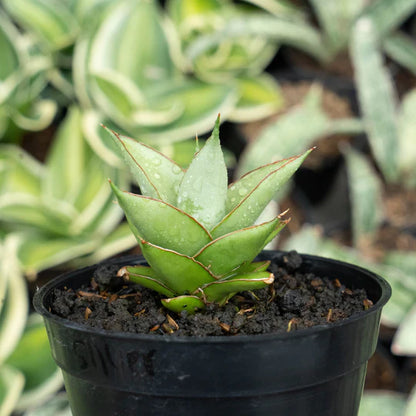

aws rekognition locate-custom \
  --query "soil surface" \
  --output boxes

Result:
[50,251,371,337]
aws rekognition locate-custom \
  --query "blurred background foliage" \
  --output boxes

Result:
[1,0,416,414]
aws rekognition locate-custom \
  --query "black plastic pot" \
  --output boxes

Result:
[34,251,391,416]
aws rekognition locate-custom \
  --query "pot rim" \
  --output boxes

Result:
[33,250,391,344]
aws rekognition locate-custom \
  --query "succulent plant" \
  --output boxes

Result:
[108,117,310,313]
[0,12,56,141]
[0,106,136,277]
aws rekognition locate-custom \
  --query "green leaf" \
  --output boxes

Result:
[195,217,284,276]
[392,305,416,356]
[17,233,98,275]
[118,265,176,297]
[359,391,407,416]
[397,89,416,187]
[105,128,184,204]
[89,0,175,88]
[110,182,212,255]
[236,260,271,274]
[177,116,228,229]
[237,88,327,175]
[351,18,399,182]
[201,271,274,304]
[310,0,367,56]
[141,241,216,294]
[161,295,205,314]
[91,71,144,118]
[0,13,19,81]
[6,315,62,412]
[405,387,416,416]
[0,237,28,363]
[213,149,311,237]
[344,147,383,246]
[228,157,295,212]
[23,394,72,416]
[185,14,330,63]
[0,365,24,416]
[132,80,237,144]
[3,0,78,50]
[0,145,43,196]
[362,0,416,38]
[43,107,87,202]
[384,32,416,75]
[229,74,284,122]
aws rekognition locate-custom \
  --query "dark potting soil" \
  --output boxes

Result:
[50,251,371,337]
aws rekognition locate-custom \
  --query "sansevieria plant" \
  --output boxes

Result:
[108,117,311,313]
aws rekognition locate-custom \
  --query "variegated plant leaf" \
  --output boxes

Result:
[43,107,87,202]
[130,80,237,144]
[0,235,28,363]
[405,386,416,416]
[361,0,416,38]
[195,217,284,276]
[351,18,399,182]
[397,88,416,187]
[91,71,145,118]
[185,13,330,64]
[140,241,217,294]
[118,265,176,297]
[212,149,311,237]
[17,233,98,277]
[359,391,407,416]
[6,315,63,412]
[391,305,416,356]
[0,365,24,416]
[384,32,416,76]
[110,182,212,255]
[23,393,72,416]
[3,0,79,50]
[238,87,364,176]
[228,74,284,122]
[89,0,175,88]
[344,147,384,246]
[105,128,184,204]
[310,0,368,56]
[177,116,228,229]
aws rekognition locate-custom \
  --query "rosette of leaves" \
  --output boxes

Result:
[0,106,136,277]
[188,0,416,68]
[3,0,115,101]
[0,12,56,141]
[167,0,283,122]
[74,0,239,167]
[108,117,311,313]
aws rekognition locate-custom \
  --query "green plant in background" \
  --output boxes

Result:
[188,0,416,68]
[167,0,283,122]
[0,236,63,416]
[351,16,416,186]
[2,0,116,102]
[108,117,310,313]
[0,11,56,142]
[359,388,416,416]
[0,106,136,278]
[73,0,284,167]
